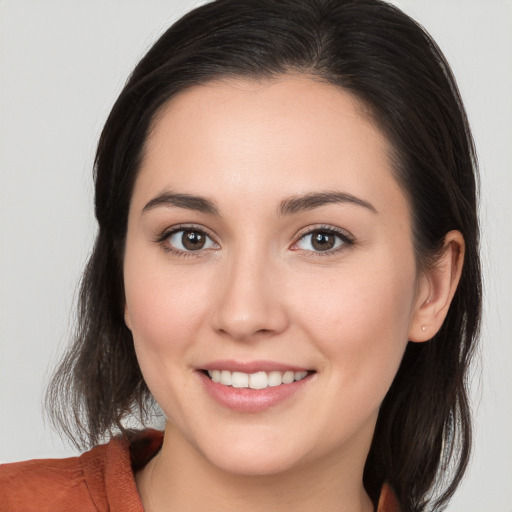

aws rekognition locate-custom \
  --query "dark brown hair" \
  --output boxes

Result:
[46,1,481,510]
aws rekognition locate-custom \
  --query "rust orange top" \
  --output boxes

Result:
[0,430,399,511]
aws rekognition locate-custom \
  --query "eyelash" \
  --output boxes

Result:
[156,224,354,258]
[156,224,219,258]
[291,225,355,256]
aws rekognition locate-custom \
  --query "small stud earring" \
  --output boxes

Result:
[421,325,427,332]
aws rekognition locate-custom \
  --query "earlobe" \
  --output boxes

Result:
[409,230,465,342]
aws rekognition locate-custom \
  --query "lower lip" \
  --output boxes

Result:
[198,371,313,412]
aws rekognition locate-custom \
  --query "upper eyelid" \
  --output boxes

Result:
[294,224,354,242]
[158,223,217,241]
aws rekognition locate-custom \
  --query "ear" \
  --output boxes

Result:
[409,230,465,342]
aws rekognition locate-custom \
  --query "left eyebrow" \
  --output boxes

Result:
[279,191,378,215]
[142,192,220,216]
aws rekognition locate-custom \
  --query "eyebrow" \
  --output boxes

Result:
[142,190,377,217]
[142,192,220,215]
[279,191,377,215]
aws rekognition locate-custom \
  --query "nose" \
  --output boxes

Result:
[211,249,289,341]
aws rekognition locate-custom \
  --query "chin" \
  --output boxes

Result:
[206,449,303,477]
[195,429,310,477]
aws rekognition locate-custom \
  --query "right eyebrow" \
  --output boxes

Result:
[142,192,220,216]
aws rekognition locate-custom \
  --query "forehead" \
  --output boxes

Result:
[134,75,408,219]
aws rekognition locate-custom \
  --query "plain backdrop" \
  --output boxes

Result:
[1,1,511,510]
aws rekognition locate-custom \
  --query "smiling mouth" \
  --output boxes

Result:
[202,369,313,390]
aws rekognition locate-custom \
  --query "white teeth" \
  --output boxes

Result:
[206,369,310,389]
[249,371,268,389]
[294,371,307,381]
[268,371,283,387]
[220,370,232,386]
[231,371,249,388]
[282,371,294,384]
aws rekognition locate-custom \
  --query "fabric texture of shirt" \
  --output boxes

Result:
[0,429,399,511]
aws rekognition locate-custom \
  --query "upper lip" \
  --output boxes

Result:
[200,360,312,373]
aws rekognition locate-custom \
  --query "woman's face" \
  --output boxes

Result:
[123,75,426,476]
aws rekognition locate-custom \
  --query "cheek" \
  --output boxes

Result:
[123,252,214,362]
[294,258,416,383]
[123,256,216,414]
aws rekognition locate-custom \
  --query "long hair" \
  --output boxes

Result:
[46,1,481,510]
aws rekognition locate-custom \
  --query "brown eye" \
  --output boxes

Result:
[182,230,206,250]
[311,231,336,251]
[294,228,350,253]
[167,228,218,252]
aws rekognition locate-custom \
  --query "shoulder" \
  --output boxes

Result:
[0,430,163,512]
[377,483,401,512]
[0,454,97,512]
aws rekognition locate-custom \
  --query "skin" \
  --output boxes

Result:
[123,75,464,512]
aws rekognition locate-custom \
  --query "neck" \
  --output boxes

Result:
[136,423,374,512]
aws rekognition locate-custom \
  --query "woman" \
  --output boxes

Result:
[0,1,481,511]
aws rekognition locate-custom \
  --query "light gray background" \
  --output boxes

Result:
[1,1,511,510]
